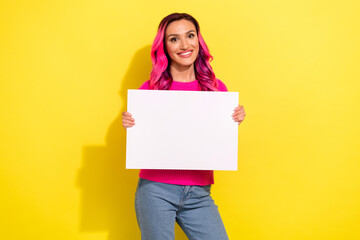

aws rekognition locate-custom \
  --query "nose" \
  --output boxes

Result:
[180,38,189,50]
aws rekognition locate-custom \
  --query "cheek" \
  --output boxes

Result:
[192,40,199,51]
[165,43,171,54]
[165,43,178,62]
[193,42,200,56]
[166,42,177,55]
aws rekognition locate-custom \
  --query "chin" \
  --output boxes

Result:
[176,59,196,68]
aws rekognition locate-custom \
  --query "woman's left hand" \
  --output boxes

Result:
[232,105,246,125]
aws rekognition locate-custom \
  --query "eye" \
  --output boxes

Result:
[188,33,195,38]
[170,37,178,42]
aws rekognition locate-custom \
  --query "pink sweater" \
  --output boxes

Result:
[138,79,228,186]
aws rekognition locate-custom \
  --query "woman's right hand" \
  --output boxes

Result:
[122,112,135,128]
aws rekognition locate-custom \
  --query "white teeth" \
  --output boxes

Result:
[179,51,191,56]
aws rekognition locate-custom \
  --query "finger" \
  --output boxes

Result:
[123,116,135,122]
[233,106,245,114]
[123,120,135,125]
[232,110,240,116]
[233,118,244,123]
[233,112,246,117]
[122,112,132,117]
[123,118,135,123]
[232,112,245,118]
[123,122,135,128]
[233,117,245,123]
[232,109,245,115]
[233,114,245,121]
[124,117,135,121]
[233,118,244,124]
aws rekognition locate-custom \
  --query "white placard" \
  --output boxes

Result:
[126,90,238,170]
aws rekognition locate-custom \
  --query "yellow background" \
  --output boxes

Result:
[1,0,359,239]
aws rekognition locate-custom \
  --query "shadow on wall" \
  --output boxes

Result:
[76,45,148,239]
[75,45,189,240]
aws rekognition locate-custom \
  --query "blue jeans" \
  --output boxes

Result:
[135,178,229,240]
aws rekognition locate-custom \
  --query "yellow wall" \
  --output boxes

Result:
[1,0,359,239]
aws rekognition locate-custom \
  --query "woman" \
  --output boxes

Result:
[122,13,246,240]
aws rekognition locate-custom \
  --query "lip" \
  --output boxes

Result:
[177,50,193,58]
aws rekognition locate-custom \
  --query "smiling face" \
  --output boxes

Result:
[165,19,199,70]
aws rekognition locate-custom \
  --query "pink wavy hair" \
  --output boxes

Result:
[149,13,218,91]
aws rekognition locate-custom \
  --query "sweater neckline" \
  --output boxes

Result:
[172,80,198,84]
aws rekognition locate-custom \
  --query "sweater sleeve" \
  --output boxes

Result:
[216,79,228,92]
[139,80,151,90]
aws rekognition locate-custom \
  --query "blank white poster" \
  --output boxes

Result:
[126,90,239,170]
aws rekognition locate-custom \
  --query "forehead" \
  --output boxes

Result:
[165,19,196,36]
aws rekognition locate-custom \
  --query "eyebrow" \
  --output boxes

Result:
[167,30,196,38]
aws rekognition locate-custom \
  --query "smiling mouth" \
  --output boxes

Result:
[177,50,193,57]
